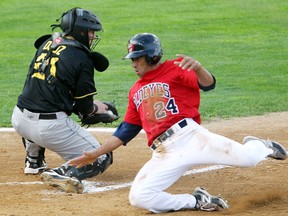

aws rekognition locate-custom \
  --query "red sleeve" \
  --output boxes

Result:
[173,58,200,89]
[123,87,142,126]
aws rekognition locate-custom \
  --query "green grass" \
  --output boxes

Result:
[0,0,287,127]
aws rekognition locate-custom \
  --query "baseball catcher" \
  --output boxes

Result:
[11,7,117,193]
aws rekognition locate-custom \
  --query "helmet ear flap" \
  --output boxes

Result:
[57,8,102,50]
[61,8,77,34]
[145,55,161,65]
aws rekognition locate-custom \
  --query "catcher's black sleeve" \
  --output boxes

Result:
[113,121,142,145]
[73,95,95,116]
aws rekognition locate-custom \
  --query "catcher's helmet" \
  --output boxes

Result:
[53,7,102,50]
[123,33,163,65]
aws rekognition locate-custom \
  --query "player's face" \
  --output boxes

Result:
[88,30,101,50]
[88,30,96,46]
[131,56,151,78]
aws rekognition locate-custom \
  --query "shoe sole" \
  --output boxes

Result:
[41,172,84,194]
[193,187,229,209]
[25,166,47,175]
[243,136,287,160]
[270,141,288,160]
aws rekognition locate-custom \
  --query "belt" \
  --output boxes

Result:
[19,107,57,120]
[150,119,188,150]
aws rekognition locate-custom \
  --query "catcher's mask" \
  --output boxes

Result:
[123,33,163,65]
[51,7,102,51]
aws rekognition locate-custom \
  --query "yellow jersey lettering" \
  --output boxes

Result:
[33,62,41,70]
[43,41,52,50]
[31,72,45,80]
[32,43,66,80]
[50,57,59,77]
[36,53,47,62]
[52,45,66,55]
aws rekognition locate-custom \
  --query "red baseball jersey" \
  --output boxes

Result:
[124,58,201,146]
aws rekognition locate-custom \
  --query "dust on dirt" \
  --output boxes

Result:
[1,112,287,216]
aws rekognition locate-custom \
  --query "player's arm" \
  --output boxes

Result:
[113,121,142,145]
[69,122,142,168]
[198,75,216,91]
[194,65,215,88]
[69,135,123,168]
[174,54,215,88]
[72,58,104,116]
[73,95,96,115]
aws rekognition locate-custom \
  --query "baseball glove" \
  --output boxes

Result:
[81,102,120,127]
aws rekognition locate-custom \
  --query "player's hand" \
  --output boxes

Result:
[174,54,202,71]
[93,100,108,114]
[69,151,98,168]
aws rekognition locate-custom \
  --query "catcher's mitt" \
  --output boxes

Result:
[81,101,119,127]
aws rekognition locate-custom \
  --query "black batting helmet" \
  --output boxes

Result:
[52,7,102,50]
[123,33,163,65]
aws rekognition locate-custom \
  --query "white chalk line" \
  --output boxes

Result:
[0,128,227,193]
[0,127,117,133]
[0,165,227,193]
[0,127,146,134]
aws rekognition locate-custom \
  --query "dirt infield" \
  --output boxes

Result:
[1,112,288,216]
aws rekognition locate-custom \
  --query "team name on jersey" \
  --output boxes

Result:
[133,82,170,109]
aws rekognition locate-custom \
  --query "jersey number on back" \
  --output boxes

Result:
[32,41,66,80]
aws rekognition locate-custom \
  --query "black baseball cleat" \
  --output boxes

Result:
[40,170,84,193]
[24,157,47,174]
[192,187,229,211]
[243,136,288,160]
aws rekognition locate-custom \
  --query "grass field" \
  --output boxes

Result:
[0,0,287,127]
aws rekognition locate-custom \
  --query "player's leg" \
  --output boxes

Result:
[129,148,228,213]
[40,151,113,193]
[179,118,287,167]
[22,138,47,174]
[12,106,47,174]
[182,130,269,166]
[38,116,113,192]
[129,148,196,213]
[12,106,112,192]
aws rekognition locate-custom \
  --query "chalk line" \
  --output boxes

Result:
[0,128,227,193]
[83,165,227,193]
[0,165,227,193]
[0,127,117,133]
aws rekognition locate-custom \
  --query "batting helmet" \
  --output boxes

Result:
[123,33,163,65]
[52,7,102,50]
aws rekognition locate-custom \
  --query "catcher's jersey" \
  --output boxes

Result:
[17,37,96,115]
[124,58,202,145]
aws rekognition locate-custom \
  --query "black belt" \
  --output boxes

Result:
[19,107,57,120]
[150,119,188,150]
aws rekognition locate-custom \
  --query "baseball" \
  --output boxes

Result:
[107,110,113,115]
